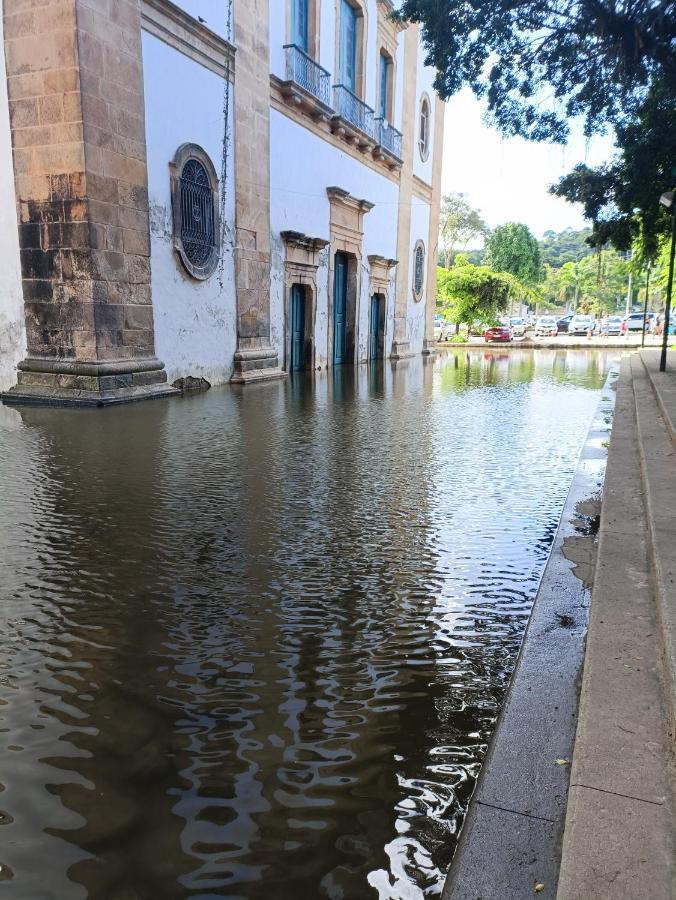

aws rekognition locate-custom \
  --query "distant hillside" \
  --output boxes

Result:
[539,228,595,267]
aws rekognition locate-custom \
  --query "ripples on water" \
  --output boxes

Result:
[0,349,611,899]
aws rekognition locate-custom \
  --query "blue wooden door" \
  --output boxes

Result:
[292,0,309,52]
[290,285,305,371]
[333,253,348,366]
[379,52,389,120]
[369,294,380,360]
[340,0,357,91]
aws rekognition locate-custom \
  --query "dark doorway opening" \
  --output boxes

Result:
[333,251,357,366]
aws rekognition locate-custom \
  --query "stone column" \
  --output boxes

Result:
[1,0,176,406]
[422,95,446,355]
[390,24,418,360]
[230,0,284,384]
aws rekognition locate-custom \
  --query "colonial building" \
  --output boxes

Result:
[0,0,444,404]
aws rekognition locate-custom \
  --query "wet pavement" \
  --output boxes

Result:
[0,349,612,899]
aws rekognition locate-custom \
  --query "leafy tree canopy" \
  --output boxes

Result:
[484,223,543,286]
[437,264,514,326]
[551,83,676,259]
[438,193,488,268]
[395,0,676,142]
[396,0,675,257]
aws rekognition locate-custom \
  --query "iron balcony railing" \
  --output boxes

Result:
[375,118,403,159]
[283,44,332,107]
[333,84,375,140]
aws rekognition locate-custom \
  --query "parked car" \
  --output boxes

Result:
[434,319,453,342]
[557,314,574,333]
[569,314,596,335]
[535,316,558,337]
[509,317,526,338]
[626,313,650,332]
[602,315,624,335]
[484,325,512,343]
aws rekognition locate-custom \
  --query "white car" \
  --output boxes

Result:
[434,320,453,342]
[535,316,558,337]
[602,315,624,335]
[569,314,596,335]
[509,317,526,338]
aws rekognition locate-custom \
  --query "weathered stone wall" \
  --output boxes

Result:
[0,1,25,392]
[2,0,172,402]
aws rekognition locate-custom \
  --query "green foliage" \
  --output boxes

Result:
[484,223,542,286]
[539,229,595,267]
[448,332,469,343]
[437,264,514,326]
[394,0,675,143]
[550,83,676,259]
[438,193,488,268]
[540,252,630,316]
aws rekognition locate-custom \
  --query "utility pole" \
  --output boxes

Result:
[641,268,650,349]
[625,271,633,318]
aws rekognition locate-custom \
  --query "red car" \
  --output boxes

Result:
[484,325,512,343]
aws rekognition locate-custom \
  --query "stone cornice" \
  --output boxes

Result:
[140,0,236,80]
[368,254,398,269]
[280,231,329,253]
[327,187,374,213]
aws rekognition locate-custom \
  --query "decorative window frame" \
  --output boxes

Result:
[418,92,431,162]
[412,239,426,301]
[169,143,220,280]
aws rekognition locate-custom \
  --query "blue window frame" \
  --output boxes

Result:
[292,0,309,52]
[340,0,357,92]
[379,51,390,120]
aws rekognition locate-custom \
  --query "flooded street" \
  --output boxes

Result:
[0,349,612,900]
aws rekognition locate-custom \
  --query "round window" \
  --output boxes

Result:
[171,144,220,280]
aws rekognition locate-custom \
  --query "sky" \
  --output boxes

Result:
[440,89,617,243]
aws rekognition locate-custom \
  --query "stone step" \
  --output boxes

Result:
[556,356,674,900]
[641,348,676,447]
[634,352,676,755]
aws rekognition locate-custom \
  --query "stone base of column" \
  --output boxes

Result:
[1,357,178,407]
[421,340,437,355]
[390,340,415,361]
[230,347,287,384]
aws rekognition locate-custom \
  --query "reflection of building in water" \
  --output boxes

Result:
[0,0,444,406]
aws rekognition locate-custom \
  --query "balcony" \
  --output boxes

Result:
[331,84,376,149]
[374,118,403,164]
[281,44,333,120]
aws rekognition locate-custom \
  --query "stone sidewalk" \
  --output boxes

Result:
[557,350,675,899]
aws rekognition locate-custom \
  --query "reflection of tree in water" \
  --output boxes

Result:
[439,349,612,393]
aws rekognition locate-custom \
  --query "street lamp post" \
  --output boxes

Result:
[659,191,676,372]
[641,267,650,349]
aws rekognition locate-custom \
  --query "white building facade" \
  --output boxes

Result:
[0,0,444,404]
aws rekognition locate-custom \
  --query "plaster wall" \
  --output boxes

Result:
[406,196,430,351]
[270,109,400,368]
[0,2,26,392]
[412,52,436,185]
[142,32,236,386]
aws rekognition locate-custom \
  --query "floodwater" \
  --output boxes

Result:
[0,349,612,900]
